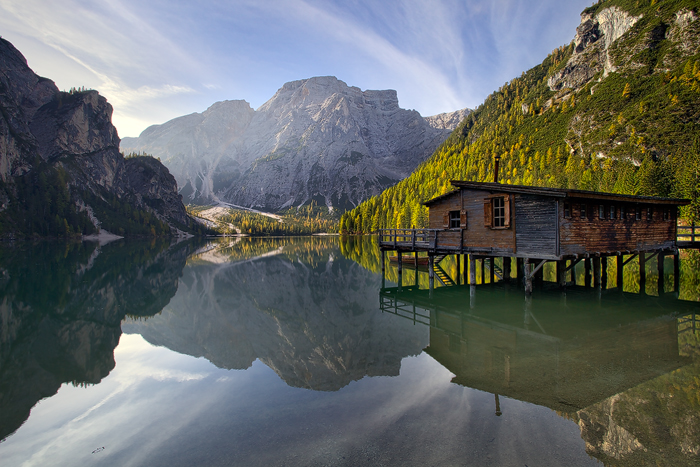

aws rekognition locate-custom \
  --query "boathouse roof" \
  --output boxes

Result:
[422,181,690,206]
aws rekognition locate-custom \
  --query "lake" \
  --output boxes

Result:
[1,236,699,466]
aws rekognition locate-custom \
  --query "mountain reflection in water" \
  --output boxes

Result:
[1,236,699,466]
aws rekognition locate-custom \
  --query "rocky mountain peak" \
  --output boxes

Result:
[122,76,465,211]
[548,6,641,92]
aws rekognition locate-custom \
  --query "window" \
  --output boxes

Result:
[635,206,641,220]
[663,209,669,221]
[599,204,605,220]
[610,205,616,220]
[493,197,506,227]
[580,204,587,219]
[620,205,626,220]
[564,203,571,218]
[449,210,460,229]
[647,207,653,221]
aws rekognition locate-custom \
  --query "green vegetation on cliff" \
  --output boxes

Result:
[341,0,700,233]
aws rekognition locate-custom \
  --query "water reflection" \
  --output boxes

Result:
[379,282,700,465]
[0,239,196,440]
[122,237,428,391]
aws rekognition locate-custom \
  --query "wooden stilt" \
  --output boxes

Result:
[524,258,532,294]
[428,254,434,290]
[639,253,646,295]
[397,253,403,276]
[674,251,680,294]
[584,259,591,288]
[557,260,566,288]
[593,256,601,288]
[489,257,495,284]
[381,250,385,273]
[469,255,477,286]
[456,254,461,285]
[480,258,485,285]
[617,255,624,291]
[658,252,665,296]
[601,257,608,289]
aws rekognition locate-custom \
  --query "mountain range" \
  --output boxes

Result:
[121,77,470,211]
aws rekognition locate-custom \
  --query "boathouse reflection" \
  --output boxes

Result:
[380,283,700,463]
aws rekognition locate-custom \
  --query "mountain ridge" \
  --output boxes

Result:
[122,76,471,211]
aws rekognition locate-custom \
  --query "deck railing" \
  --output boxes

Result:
[379,228,465,251]
[677,224,700,243]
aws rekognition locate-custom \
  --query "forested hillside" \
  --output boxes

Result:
[340,0,700,233]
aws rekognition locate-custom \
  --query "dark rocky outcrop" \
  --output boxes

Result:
[0,37,194,236]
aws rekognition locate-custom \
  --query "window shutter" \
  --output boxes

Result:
[484,199,492,227]
[460,210,467,229]
[442,212,449,229]
[504,195,511,228]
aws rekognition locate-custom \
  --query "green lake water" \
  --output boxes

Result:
[1,236,699,466]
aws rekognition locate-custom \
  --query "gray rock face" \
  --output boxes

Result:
[424,108,472,130]
[0,37,193,232]
[548,7,642,92]
[122,76,459,211]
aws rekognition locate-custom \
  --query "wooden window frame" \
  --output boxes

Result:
[564,203,571,218]
[599,204,605,220]
[610,205,616,220]
[647,207,653,221]
[580,204,587,219]
[635,206,642,221]
[484,194,511,229]
[448,210,461,229]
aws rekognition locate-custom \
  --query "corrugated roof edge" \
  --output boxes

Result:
[421,181,690,206]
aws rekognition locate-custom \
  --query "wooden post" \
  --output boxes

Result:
[524,258,532,294]
[601,257,608,289]
[504,257,511,283]
[428,254,435,290]
[397,253,403,276]
[639,253,646,295]
[570,259,576,284]
[469,255,477,286]
[658,252,665,296]
[593,257,601,288]
[381,250,385,273]
[489,257,495,284]
[617,255,624,291]
[584,259,591,287]
[674,251,680,294]
[557,260,566,288]
[534,261,544,285]
[456,254,461,285]
[479,258,484,285]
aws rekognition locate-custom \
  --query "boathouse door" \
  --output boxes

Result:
[514,195,557,256]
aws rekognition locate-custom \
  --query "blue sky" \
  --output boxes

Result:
[0,0,593,138]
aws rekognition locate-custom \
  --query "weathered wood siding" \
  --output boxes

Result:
[514,195,558,257]
[428,189,515,254]
[559,202,676,256]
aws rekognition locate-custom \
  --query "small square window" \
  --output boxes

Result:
[449,210,460,229]
[620,205,626,220]
[647,207,653,221]
[599,204,605,220]
[580,204,587,219]
[610,205,616,219]
[635,206,641,220]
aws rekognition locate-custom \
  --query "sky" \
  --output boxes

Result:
[0,0,593,138]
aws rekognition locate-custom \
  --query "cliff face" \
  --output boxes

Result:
[122,77,468,211]
[0,37,192,236]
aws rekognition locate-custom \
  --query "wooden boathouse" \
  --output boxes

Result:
[379,180,690,293]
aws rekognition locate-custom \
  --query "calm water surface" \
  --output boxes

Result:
[1,236,699,466]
